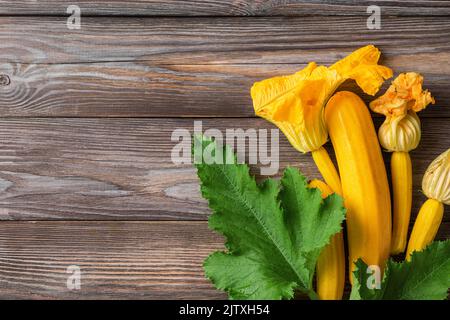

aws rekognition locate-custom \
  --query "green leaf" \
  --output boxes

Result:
[194,135,346,300]
[352,240,450,300]
[280,168,346,288]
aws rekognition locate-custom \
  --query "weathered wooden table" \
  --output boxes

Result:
[0,1,448,299]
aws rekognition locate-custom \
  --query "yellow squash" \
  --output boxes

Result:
[251,45,391,195]
[325,91,391,281]
[406,148,449,259]
[390,151,413,254]
[406,199,444,260]
[309,180,345,300]
[370,73,435,254]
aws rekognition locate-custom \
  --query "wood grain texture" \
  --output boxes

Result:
[0,221,226,299]
[0,62,448,117]
[0,220,447,300]
[0,117,447,221]
[1,16,448,117]
[1,16,449,65]
[1,1,449,16]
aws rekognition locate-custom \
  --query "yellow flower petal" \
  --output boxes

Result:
[251,45,392,153]
[251,62,317,116]
[330,45,393,96]
[252,65,342,153]
[370,72,435,118]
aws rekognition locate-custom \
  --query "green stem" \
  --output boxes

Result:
[307,290,319,300]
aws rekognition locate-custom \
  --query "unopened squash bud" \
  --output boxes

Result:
[378,111,421,152]
[370,72,434,152]
[422,148,450,205]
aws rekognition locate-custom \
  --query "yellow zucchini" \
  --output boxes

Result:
[406,199,444,260]
[390,151,413,254]
[406,148,449,260]
[309,180,345,300]
[325,91,391,281]
[370,73,434,255]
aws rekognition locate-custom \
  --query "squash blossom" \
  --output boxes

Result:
[370,72,435,152]
[251,45,392,194]
[370,72,435,255]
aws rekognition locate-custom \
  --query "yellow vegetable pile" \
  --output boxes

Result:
[250,45,448,300]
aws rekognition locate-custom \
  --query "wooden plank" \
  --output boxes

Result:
[1,16,448,117]
[0,221,226,299]
[1,17,449,65]
[0,62,448,117]
[0,1,449,16]
[0,117,448,221]
[0,220,447,299]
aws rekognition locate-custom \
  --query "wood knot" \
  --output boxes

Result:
[0,74,10,86]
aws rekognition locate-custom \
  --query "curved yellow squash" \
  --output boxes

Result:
[406,198,444,260]
[325,91,391,281]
